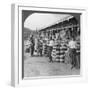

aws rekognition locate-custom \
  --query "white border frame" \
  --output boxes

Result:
[11,4,87,87]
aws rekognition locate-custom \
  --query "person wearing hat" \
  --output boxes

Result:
[48,37,54,62]
[29,35,35,56]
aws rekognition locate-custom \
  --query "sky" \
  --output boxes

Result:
[24,13,72,31]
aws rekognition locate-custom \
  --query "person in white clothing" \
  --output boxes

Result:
[68,39,76,49]
[48,37,54,62]
[68,38,77,69]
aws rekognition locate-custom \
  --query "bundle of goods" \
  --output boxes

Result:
[59,42,68,62]
[55,45,61,62]
[51,40,60,62]
[42,43,48,56]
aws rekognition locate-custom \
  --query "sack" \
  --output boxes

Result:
[34,51,38,55]
[26,48,30,53]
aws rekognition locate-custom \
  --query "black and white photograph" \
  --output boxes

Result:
[22,9,80,78]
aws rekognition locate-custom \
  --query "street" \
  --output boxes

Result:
[24,53,80,77]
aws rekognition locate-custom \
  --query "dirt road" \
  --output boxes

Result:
[24,54,80,77]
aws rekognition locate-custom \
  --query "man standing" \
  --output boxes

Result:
[68,38,77,69]
[48,37,54,62]
[37,37,43,56]
[76,35,80,69]
[29,35,35,56]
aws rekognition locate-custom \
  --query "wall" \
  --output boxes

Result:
[0,0,89,89]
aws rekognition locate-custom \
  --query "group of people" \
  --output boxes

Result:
[25,30,80,69]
